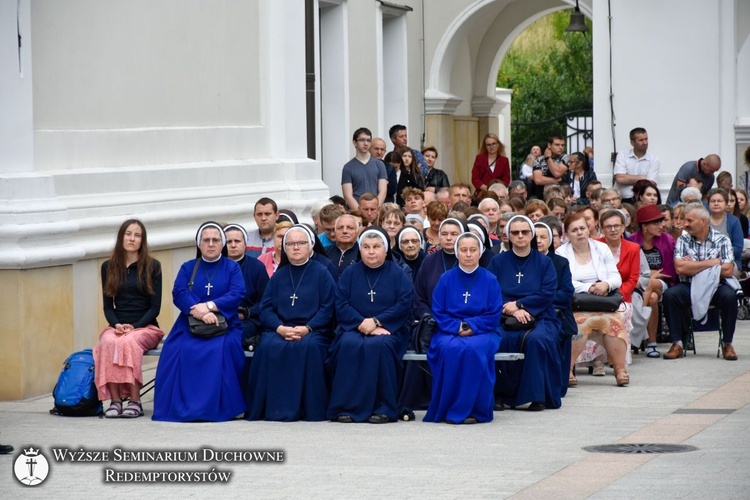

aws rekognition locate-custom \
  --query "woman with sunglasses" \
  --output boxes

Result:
[488,215,564,411]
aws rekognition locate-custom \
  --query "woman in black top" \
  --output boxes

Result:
[94,219,164,418]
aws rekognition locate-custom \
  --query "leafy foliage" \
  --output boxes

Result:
[497,10,593,171]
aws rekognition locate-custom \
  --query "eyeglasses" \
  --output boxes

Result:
[509,230,532,236]
[602,224,623,231]
[356,138,372,143]
[285,241,309,248]
[400,238,420,245]
[201,238,222,245]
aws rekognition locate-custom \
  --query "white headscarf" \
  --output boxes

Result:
[454,231,485,255]
[359,227,389,251]
[195,222,226,247]
[223,223,249,246]
[398,226,423,249]
[282,225,314,264]
[504,215,536,238]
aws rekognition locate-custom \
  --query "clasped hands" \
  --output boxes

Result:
[587,281,610,296]
[502,302,532,324]
[358,318,390,336]
[114,323,134,336]
[276,325,310,341]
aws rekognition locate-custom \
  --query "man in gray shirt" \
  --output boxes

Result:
[341,127,387,209]
[665,155,721,205]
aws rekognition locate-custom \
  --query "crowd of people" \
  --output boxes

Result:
[89,126,750,426]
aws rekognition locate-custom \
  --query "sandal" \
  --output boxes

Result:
[592,360,605,376]
[120,400,143,418]
[336,415,353,423]
[615,369,630,387]
[104,400,123,418]
[569,369,578,387]
[646,345,661,358]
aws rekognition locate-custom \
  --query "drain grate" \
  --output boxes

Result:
[583,443,697,454]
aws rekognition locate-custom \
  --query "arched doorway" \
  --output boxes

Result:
[424,0,592,186]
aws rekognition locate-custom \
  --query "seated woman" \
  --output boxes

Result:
[224,224,270,342]
[588,209,639,371]
[400,217,466,411]
[245,225,336,421]
[707,188,744,270]
[327,227,413,423]
[94,219,164,418]
[153,222,246,422]
[488,215,563,411]
[630,205,676,358]
[395,226,425,280]
[424,233,503,424]
[535,219,575,397]
[556,212,629,387]
[258,221,293,278]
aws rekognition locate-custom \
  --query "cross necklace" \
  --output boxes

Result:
[512,250,531,284]
[458,268,480,304]
[365,269,383,303]
[204,264,220,296]
[288,262,310,306]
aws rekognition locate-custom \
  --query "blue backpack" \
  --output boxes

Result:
[50,349,102,417]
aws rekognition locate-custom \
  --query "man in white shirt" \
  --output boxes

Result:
[613,127,660,203]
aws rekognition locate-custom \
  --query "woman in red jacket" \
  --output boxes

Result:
[472,133,511,191]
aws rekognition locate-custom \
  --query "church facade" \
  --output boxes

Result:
[1,0,748,399]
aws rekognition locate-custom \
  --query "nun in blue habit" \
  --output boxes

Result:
[398,218,465,411]
[327,227,413,423]
[487,215,564,411]
[245,225,336,421]
[424,232,503,424]
[153,222,246,422]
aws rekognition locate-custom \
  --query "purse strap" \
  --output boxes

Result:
[187,259,201,292]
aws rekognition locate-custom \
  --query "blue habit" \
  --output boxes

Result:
[245,260,335,421]
[236,253,270,340]
[327,260,413,422]
[546,251,575,398]
[487,249,564,409]
[398,250,457,410]
[153,257,247,422]
[423,266,502,423]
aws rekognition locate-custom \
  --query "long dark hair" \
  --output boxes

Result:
[397,147,425,186]
[104,219,157,296]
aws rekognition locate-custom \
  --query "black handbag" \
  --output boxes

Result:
[501,313,536,331]
[186,260,228,338]
[188,314,228,338]
[412,313,437,354]
[571,289,623,312]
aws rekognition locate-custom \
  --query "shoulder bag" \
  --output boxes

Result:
[187,260,228,338]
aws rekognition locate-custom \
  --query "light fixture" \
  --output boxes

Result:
[565,0,588,33]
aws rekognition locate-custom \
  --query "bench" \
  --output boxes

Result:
[144,349,524,362]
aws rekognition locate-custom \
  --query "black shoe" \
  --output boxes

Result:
[527,402,545,412]
[493,403,505,411]
[0,444,13,455]
[368,414,390,424]
[462,417,478,424]
[335,415,353,423]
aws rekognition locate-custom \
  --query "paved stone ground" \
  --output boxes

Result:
[1,326,749,499]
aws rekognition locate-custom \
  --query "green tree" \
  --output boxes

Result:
[497,10,592,172]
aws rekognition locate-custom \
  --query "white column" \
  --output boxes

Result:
[718,0,736,175]
[0,0,33,173]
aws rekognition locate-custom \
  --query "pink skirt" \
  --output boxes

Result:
[93,325,164,401]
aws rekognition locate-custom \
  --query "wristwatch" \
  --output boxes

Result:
[460,321,469,331]
[207,302,214,312]
[373,318,382,328]
[516,300,524,310]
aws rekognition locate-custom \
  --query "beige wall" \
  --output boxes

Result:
[0,248,187,401]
